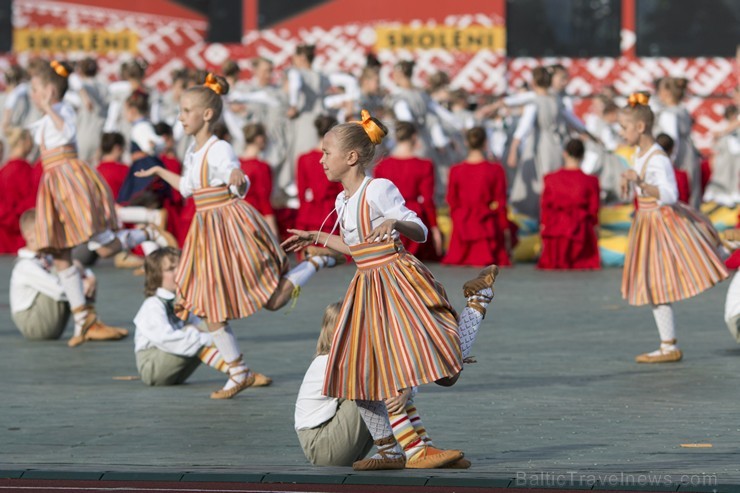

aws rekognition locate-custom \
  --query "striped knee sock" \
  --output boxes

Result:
[405,400,433,447]
[390,410,424,460]
[198,345,228,373]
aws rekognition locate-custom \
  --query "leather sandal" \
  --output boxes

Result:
[463,265,498,317]
[352,436,406,471]
[210,369,255,399]
[635,339,683,363]
[405,446,464,469]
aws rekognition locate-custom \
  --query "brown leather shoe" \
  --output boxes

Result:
[210,370,256,400]
[353,436,406,471]
[463,265,499,316]
[636,339,683,363]
[441,457,472,469]
[113,252,144,269]
[251,372,273,387]
[635,348,683,363]
[463,265,499,298]
[85,321,129,341]
[406,446,464,469]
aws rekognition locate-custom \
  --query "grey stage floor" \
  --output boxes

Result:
[1,256,738,487]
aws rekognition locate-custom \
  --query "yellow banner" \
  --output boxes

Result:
[375,25,505,52]
[13,29,138,54]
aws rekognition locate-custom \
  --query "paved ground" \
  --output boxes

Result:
[1,256,738,489]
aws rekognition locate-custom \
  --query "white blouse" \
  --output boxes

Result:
[179,135,248,199]
[294,355,338,431]
[131,119,164,155]
[634,143,679,206]
[29,101,76,149]
[133,287,212,356]
[334,177,427,247]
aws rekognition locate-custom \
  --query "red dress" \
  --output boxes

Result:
[160,153,184,242]
[239,157,274,218]
[295,149,342,232]
[0,158,38,253]
[442,161,511,267]
[674,169,690,204]
[538,168,600,270]
[96,161,129,200]
[374,156,440,261]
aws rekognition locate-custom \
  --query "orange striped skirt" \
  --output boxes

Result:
[621,197,728,306]
[323,241,462,401]
[176,186,288,323]
[35,146,118,251]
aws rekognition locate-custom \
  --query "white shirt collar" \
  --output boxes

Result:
[17,248,36,259]
[156,287,176,300]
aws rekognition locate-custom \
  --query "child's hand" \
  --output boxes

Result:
[281,229,316,252]
[622,169,639,183]
[229,169,246,188]
[384,388,412,415]
[134,166,161,178]
[365,219,396,243]
[507,148,518,168]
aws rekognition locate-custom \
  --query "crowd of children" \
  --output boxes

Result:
[1,51,738,471]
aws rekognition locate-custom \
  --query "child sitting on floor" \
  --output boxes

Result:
[133,247,272,386]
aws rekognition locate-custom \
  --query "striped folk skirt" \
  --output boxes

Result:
[176,186,288,323]
[323,241,463,401]
[35,146,118,251]
[621,197,728,306]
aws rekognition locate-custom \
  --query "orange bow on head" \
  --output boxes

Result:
[354,109,385,144]
[203,73,223,95]
[628,92,650,107]
[50,60,69,78]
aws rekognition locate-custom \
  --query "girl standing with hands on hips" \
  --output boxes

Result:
[136,74,341,399]
[283,110,498,470]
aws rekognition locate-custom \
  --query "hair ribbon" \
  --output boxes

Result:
[50,60,69,78]
[354,109,385,144]
[628,92,650,107]
[203,73,223,95]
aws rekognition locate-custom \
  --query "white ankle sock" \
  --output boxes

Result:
[116,229,148,251]
[116,206,163,225]
[285,261,319,289]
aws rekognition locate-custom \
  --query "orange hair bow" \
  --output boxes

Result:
[203,73,223,95]
[50,60,69,78]
[628,92,650,107]
[354,109,385,144]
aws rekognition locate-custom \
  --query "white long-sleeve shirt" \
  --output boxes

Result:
[334,177,427,246]
[133,288,212,355]
[10,249,67,313]
[634,143,679,206]
[179,135,248,198]
[294,355,338,430]
[28,101,76,148]
[130,119,164,155]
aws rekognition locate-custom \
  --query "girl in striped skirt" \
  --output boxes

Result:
[283,110,498,471]
[29,60,171,348]
[135,73,345,399]
[619,93,728,363]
